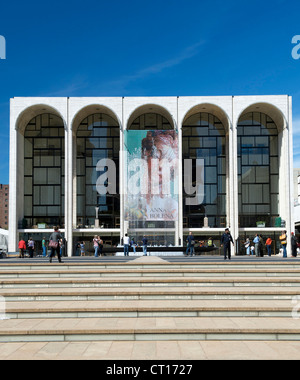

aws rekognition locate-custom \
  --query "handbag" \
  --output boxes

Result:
[49,240,58,249]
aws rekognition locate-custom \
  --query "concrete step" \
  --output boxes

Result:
[2,261,300,271]
[1,257,300,354]
[3,299,298,319]
[1,286,299,301]
[2,276,300,288]
[2,268,300,278]
[0,316,300,343]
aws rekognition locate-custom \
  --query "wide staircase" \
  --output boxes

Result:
[1,256,300,359]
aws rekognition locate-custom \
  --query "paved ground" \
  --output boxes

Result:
[1,340,300,360]
[0,254,300,361]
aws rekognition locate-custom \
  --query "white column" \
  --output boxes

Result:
[231,98,239,255]
[285,96,294,256]
[8,122,18,253]
[66,104,73,257]
[177,106,183,246]
[119,99,124,244]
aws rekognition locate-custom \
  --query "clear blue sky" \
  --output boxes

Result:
[0,0,300,184]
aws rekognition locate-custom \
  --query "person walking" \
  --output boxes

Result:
[124,233,130,256]
[291,232,297,258]
[18,239,26,258]
[265,237,272,257]
[142,235,148,256]
[253,234,260,257]
[279,230,287,258]
[221,228,234,260]
[186,232,195,256]
[49,226,63,263]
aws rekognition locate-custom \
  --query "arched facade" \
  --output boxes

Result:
[8,96,294,256]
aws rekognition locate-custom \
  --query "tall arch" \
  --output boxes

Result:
[182,104,229,229]
[72,105,121,231]
[20,109,66,229]
[127,104,175,130]
[182,104,230,229]
[237,103,286,228]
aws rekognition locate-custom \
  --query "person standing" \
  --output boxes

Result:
[42,237,47,257]
[279,230,287,258]
[244,238,250,255]
[221,228,234,260]
[253,234,260,257]
[93,235,100,257]
[186,232,195,257]
[259,235,264,257]
[291,232,297,258]
[98,236,105,256]
[265,237,272,257]
[18,239,27,258]
[27,237,34,258]
[80,241,85,256]
[124,233,130,256]
[49,226,63,263]
[131,238,137,254]
[142,235,148,256]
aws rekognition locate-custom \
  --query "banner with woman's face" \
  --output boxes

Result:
[124,130,179,222]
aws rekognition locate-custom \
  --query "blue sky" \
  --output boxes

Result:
[0,0,300,184]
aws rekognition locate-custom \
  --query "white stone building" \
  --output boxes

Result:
[9,95,294,256]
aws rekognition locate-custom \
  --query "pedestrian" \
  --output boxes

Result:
[259,235,264,257]
[291,232,297,258]
[98,236,105,256]
[131,238,137,254]
[186,232,195,256]
[142,235,148,256]
[244,238,250,255]
[42,237,47,257]
[221,228,234,260]
[27,237,34,258]
[49,226,63,263]
[265,237,272,257]
[93,235,100,257]
[124,233,130,256]
[80,241,85,256]
[18,239,26,258]
[279,230,287,258]
[253,234,260,257]
[207,237,214,247]
[60,238,66,257]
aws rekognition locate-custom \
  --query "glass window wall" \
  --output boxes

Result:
[76,113,120,228]
[182,113,226,228]
[23,114,65,228]
[237,112,279,227]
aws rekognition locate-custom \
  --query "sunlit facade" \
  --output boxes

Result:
[9,96,294,256]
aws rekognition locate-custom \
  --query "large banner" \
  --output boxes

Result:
[124,130,179,222]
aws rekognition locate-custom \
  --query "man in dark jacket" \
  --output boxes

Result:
[221,228,234,260]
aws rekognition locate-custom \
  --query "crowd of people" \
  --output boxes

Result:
[18,226,65,262]
[243,230,299,258]
[18,227,300,260]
